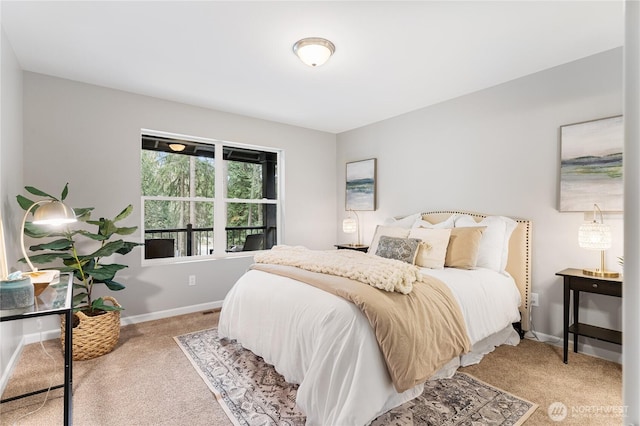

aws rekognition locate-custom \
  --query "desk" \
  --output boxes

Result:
[556,268,622,364]
[1,273,73,425]
[334,244,369,253]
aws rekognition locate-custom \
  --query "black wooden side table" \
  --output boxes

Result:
[556,268,622,364]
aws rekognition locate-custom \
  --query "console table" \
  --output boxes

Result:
[334,244,369,252]
[556,268,622,364]
[1,273,73,425]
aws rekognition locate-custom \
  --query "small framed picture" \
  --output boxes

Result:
[346,158,376,211]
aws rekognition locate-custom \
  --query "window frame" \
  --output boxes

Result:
[140,129,283,265]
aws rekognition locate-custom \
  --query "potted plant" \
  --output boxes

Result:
[18,183,141,360]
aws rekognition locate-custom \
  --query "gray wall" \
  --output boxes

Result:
[21,72,337,326]
[336,48,624,361]
[0,27,25,375]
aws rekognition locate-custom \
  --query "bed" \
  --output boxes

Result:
[218,210,532,426]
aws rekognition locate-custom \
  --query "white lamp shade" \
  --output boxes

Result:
[32,201,76,225]
[293,38,335,67]
[578,222,612,250]
[342,218,357,234]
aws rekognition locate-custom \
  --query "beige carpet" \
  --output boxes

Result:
[1,310,622,425]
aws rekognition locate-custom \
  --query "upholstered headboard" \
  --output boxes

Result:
[420,211,532,332]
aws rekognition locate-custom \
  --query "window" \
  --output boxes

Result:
[141,131,280,261]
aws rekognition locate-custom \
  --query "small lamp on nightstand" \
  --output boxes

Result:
[342,210,361,246]
[578,203,619,278]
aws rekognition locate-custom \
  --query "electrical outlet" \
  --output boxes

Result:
[531,292,539,307]
[188,275,196,286]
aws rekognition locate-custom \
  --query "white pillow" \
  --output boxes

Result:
[408,228,452,269]
[368,226,411,254]
[382,213,421,229]
[413,214,457,229]
[454,215,517,272]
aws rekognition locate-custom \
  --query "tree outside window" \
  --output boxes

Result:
[141,133,279,260]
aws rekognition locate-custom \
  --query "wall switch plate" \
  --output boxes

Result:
[188,275,196,286]
[531,292,539,307]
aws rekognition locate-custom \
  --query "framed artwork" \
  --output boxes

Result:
[559,115,623,212]
[346,158,376,211]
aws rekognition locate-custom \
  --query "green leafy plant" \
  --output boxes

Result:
[18,184,141,314]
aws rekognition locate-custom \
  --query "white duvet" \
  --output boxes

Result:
[218,266,521,426]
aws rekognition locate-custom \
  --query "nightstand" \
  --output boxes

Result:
[334,244,369,253]
[556,268,622,364]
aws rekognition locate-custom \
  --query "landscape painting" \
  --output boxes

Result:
[346,158,376,211]
[560,115,623,212]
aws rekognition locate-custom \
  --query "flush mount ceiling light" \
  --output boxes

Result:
[169,143,186,152]
[293,37,335,67]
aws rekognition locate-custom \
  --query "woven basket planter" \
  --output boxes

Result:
[60,296,121,361]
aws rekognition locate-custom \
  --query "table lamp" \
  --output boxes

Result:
[21,200,76,272]
[342,210,361,246]
[578,203,619,278]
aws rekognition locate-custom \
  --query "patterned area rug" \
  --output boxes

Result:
[175,328,537,426]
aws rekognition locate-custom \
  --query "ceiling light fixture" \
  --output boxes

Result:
[293,37,335,67]
[169,143,186,152]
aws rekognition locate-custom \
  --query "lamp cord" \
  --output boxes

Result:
[526,305,561,344]
[11,300,57,426]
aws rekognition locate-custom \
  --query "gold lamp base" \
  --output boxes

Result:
[582,268,620,278]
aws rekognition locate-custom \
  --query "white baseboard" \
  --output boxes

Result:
[119,300,223,327]
[1,300,224,395]
[525,330,622,364]
[21,300,224,345]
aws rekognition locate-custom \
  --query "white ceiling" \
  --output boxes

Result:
[1,1,624,134]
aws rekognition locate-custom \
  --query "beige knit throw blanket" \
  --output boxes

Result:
[253,245,423,294]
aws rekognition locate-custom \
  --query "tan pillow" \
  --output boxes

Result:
[368,226,411,254]
[408,228,452,269]
[445,227,486,269]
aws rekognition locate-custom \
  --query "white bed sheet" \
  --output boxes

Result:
[420,267,521,344]
[218,267,521,426]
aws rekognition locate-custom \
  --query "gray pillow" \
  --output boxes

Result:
[375,236,421,264]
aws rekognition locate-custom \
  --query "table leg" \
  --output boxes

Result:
[64,309,73,425]
[573,290,580,353]
[563,279,570,363]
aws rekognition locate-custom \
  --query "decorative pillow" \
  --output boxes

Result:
[368,226,411,254]
[408,228,452,269]
[382,213,421,229]
[454,215,517,272]
[445,227,486,269]
[375,236,421,264]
